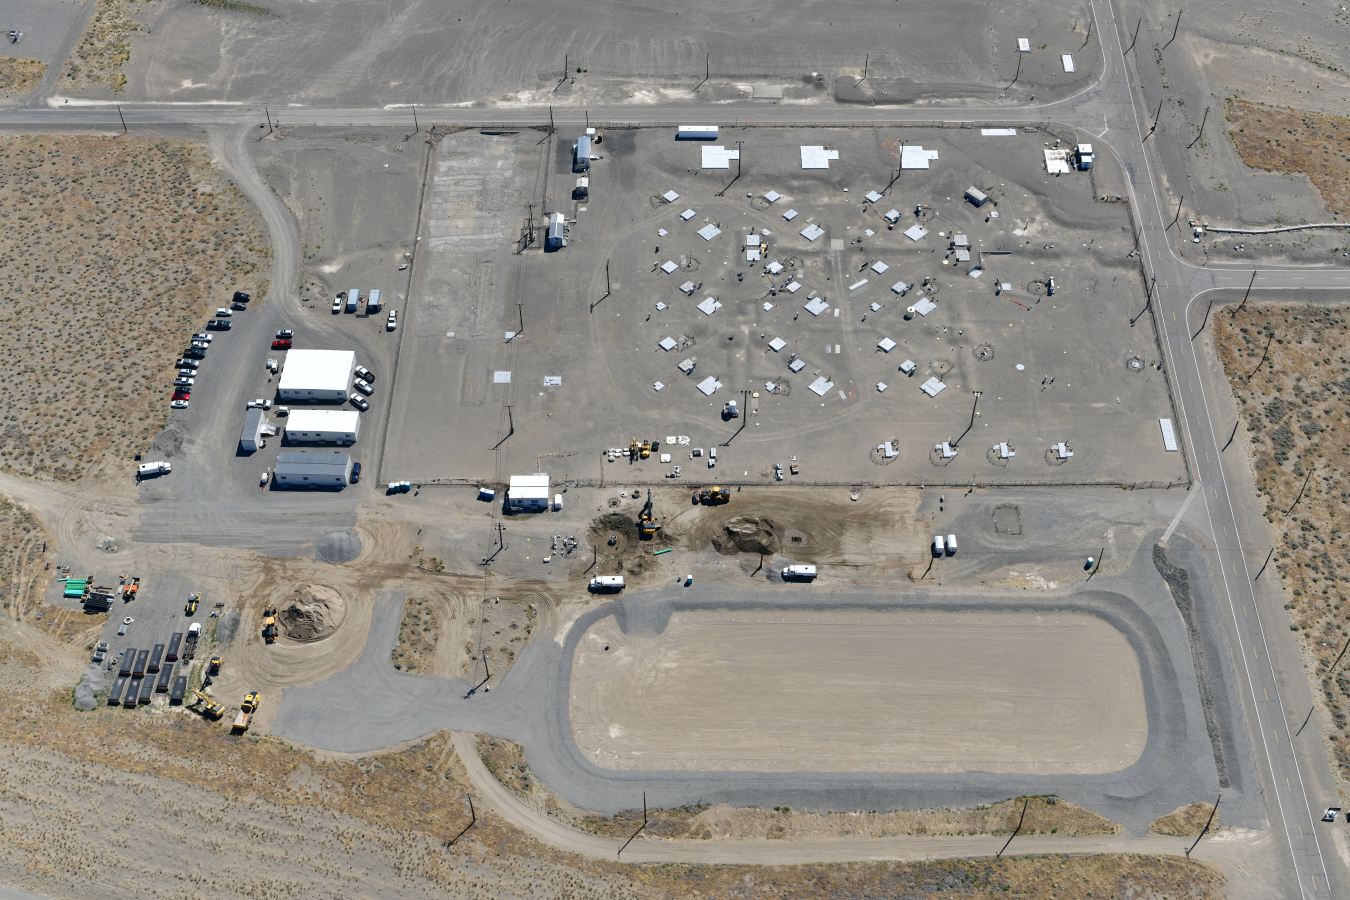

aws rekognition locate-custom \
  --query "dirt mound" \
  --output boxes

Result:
[315,529,362,563]
[1150,802,1217,836]
[711,516,780,555]
[146,425,187,459]
[278,585,347,643]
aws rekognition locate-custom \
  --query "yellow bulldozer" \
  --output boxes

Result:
[232,690,260,733]
[262,605,278,644]
[191,689,225,720]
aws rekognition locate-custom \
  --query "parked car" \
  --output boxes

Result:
[260,469,270,487]
[215,308,232,318]
[192,333,213,343]
[246,398,272,410]
[386,310,398,331]
[207,319,231,330]
[172,390,190,401]
[331,297,342,314]
[171,399,189,409]
[272,339,292,350]
[189,342,209,353]
[177,368,196,378]
[352,379,373,396]
[349,393,369,411]
[350,462,362,484]
[354,365,375,383]
[233,291,251,304]
[273,406,290,417]
[275,329,293,340]
[174,377,195,387]
[176,358,199,369]
[230,302,247,311]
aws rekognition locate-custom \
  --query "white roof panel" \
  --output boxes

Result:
[920,377,947,397]
[870,260,890,274]
[768,337,787,352]
[697,223,722,240]
[766,260,784,274]
[782,208,799,221]
[701,145,740,169]
[679,280,696,294]
[763,190,781,203]
[804,297,830,316]
[286,409,360,434]
[695,375,722,396]
[663,190,680,202]
[877,337,897,352]
[1062,54,1075,73]
[661,260,679,274]
[800,146,840,169]
[746,247,761,262]
[658,336,677,351]
[800,223,825,242]
[696,297,723,316]
[903,224,928,242]
[784,281,802,293]
[276,349,355,394]
[1017,37,1031,52]
[789,358,806,373]
[808,376,835,396]
[865,190,883,203]
[680,208,696,220]
[913,297,937,316]
[891,280,909,294]
[900,146,940,169]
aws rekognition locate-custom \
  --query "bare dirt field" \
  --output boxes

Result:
[570,608,1147,774]
[0,134,270,481]
[1151,802,1218,837]
[59,0,145,92]
[1213,302,1350,781]
[391,594,440,673]
[1227,101,1350,219]
[0,57,44,95]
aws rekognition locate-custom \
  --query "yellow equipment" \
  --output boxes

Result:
[185,592,199,615]
[191,690,225,720]
[629,437,639,461]
[232,690,260,733]
[262,605,278,644]
[700,487,731,505]
[208,656,221,675]
[638,489,661,538]
[639,440,651,459]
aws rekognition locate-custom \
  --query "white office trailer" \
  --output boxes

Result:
[274,451,352,487]
[345,289,360,313]
[284,409,361,445]
[677,126,719,140]
[366,289,381,311]
[239,407,266,453]
[508,473,550,511]
[546,212,567,248]
[574,135,591,172]
[277,350,357,402]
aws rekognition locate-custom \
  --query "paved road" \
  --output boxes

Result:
[2,0,1341,893]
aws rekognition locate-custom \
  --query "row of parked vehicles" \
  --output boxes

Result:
[172,291,251,409]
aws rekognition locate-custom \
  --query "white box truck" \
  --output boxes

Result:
[589,575,624,592]
[345,289,360,313]
[946,534,957,555]
[932,534,945,556]
[366,289,381,312]
[137,461,171,478]
[782,564,817,580]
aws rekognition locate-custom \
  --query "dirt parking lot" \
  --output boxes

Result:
[570,607,1147,774]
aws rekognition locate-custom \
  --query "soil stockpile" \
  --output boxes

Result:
[279,585,347,643]
[711,516,781,555]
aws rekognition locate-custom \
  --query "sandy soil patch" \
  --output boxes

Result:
[571,608,1147,774]
[278,583,346,642]
[462,588,546,685]
[0,495,50,615]
[1227,101,1350,218]
[1213,304,1350,780]
[1151,802,1219,837]
[0,135,270,480]
[392,595,440,673]
[60,0,153,92]
[0,58,45,95]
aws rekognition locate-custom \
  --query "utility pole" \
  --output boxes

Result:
[1131,275,1156,326]
[617,793,648,857]
[996,798,1030,859]
[1145,99,1164,139]
[515,302,524,335]
[1165,10,1184,50]
[413,106,419,134]
[264,106,273,134]
[1126,18,1142,54]
[1231,270,1257,317]
[606,259,611,296]
[1169,194,1184,231]
[1190,292,1216,341]
[118,105,128,135]
[1184,793,1219,858]
[548,106,555,133]
[1187,105,1209,148]
[1245,331,1275,381]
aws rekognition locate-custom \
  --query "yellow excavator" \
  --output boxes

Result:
[638,489,661,538]
[232,690,260,733]
[262,605,278,644]
[629,437,639,461]
[191,689,225,720]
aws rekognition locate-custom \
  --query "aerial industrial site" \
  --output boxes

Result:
[2,1,1350,898]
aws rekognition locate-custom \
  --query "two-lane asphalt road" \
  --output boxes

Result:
[0,0,1340,894]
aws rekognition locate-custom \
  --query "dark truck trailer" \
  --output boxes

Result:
[182,629,199,660]
[170,676,187,705]
[165,633,183,662]
[133,649,149,678]
[148,644,165,674]
[108,676,128,706]
[156,663,174,693]
[84,592,114,612]
[138,676,154,705]
[123,678,142,707]
[118,649,137,678]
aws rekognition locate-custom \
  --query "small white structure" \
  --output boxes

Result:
[277,350,356,402]
[1076,143,1095,170]
[677,126,718,141]
[573,134,592,172]
[662,189,680,202]
[800,223,825,242]
[904,224,928,242]
[871,261,889,274]
[965,187,988,207]
[1062,54,1075,73]
[367,289,381,311]
[877,337,896,352]
[768,337,787,352]
[1017,37,1031,52]
[696,375,722,396]
[1044,149,1072,175]
[912,297,937,316]
[782,208,799,221]
[763,190,781,203]
[1052,442,1074,459]
[660,260,679,274]
[697,223,722,240]
[920,377,947,397]
[546,212,566,248]
[901,146,940,169]
[239,408,266,453]
[696,297,722,316]
[935,442,957,459]
[284,409,361,445]
[800,146,840,169]
[1160,418,1179,452]
[899,359,917,375]
[701,146,739,169]
[680,208,697,221]
[808,376,834,396]
[995,442,1015,459]
[508,473,551,511]
[883,208,901,223]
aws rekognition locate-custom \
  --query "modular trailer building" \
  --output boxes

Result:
[283,409,361,445]
[239,408,266,452]
[277,350,356,402]
[507,473,551,511]
[274,451,353,487]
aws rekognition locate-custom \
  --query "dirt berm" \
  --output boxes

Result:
[279,585,347,642]
[710,516,781,556]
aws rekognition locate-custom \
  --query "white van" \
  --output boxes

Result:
[782,564,817,580]
[137,461,171,478]
[946,534,957,556]
[932,534,945,556]
[589,575,624,592]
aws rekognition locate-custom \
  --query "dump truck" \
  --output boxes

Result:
[232,691,260,733]
[208,656,221,676]
[262,606,278,644]
[699,486,731,505]
[191,689,225,719]
[637,489,661,538]
[137,461,171,478]
[183,622,201,660]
